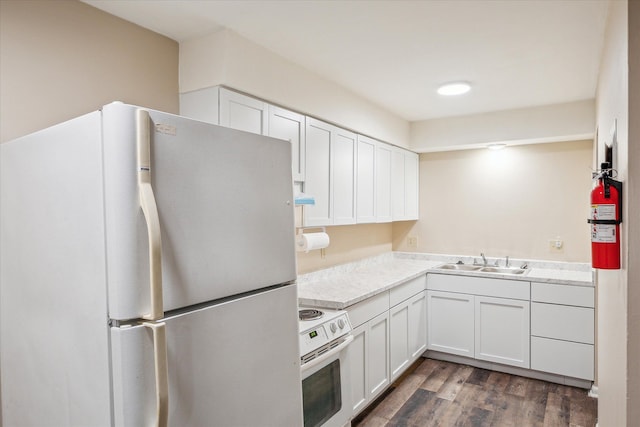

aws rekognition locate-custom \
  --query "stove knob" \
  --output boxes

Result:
[330,323,337,333]
[337,319,345,329]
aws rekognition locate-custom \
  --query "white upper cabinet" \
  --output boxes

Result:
[392,147,419,221]
[304,118,356,226]
[404,151,419,220]
[304,119,332,225]
[391,147,406,221]
[268,106,306,182]
[179,87,220,125]
[375,142,393,223]
[356,135,377,223]
[332,128,357,225]
[219,88,268,135]
[180,86,419,224]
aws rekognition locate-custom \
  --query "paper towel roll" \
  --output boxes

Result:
[297,232,330,253]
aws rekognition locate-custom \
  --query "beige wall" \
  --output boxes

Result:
[296,223,393,274]
[0,0,179,143]
[595,0,640,425]
[410,100,595,152]
[180,29,411,148]
[393,140,593,262]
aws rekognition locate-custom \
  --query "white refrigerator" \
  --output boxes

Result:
[0,102,303,426]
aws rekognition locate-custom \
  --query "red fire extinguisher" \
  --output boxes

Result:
[588,162,623,269]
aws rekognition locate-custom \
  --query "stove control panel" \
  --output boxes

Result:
[299,312,352,357]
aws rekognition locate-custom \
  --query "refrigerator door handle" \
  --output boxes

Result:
[143,321,169,427]
[137,109,163,320]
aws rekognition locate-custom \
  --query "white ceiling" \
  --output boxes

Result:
[83,0,610,122]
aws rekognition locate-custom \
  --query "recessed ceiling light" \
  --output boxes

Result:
[487,143,506,150]
[437,81,471,96]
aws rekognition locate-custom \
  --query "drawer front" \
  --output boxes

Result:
[347,291,390,328]
[426,273,529,300]
[531,303,594,344]
[390,275,426,307]
[531,336,594,380]
[531,282,594,307]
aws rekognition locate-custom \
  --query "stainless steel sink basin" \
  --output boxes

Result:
[434,263,528,275]
[436,264,482,271]
[479,267,528,275]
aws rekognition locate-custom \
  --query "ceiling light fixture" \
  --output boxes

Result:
[437,81,471,96]
[487,143,507,150]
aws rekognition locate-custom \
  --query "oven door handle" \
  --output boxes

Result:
[301,334,354,373]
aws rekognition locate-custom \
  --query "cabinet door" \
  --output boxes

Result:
[389,300,411,381]
[179,86,219,125]
[219,88,268,135]
[375,142,393,223]
[404,151,419,220]
[268,106,305,182]
[475,296,530,368]
[356,135,376,223]
[368,311,390,399]
[348,323,368,415]
[303,119,356,226]
[531,336,594,380]
[389,291,427,381]
[408,291,427,360]
[427,290,474,357]
[391,147,406,221]
[304,118,332,226]
[333,128,357,225]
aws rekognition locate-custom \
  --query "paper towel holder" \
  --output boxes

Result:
[296,226,326,235]
[296,227,329,256]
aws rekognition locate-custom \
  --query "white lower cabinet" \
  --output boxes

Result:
[348,311,390,415]
[368,312,391,397]
[427,290,474,357]
[347,275,427,417]
[426,273,531,369]
[475,296,530,368]
[346,292,390,416]
[530,282,595,380]
[390,291,427,381]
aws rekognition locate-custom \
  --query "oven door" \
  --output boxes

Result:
[301,335,353,427]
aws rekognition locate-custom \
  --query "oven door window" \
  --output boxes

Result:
[302,359,342,427]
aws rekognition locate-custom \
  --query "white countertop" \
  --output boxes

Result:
[297,252,594,310]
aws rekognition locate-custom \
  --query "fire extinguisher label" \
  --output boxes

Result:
[591,204,617,243]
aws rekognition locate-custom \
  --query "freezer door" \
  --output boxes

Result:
[111,285,303,426]
[101,103,297,320]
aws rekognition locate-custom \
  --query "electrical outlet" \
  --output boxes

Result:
[407,236,418,249]
[548,237,564,253]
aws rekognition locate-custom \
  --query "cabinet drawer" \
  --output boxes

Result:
[347,292,390,328]
[390,275,426,307]
[531,282,594,307]
[426,273,529,300]
[531,303,594,344]
[531,336,594,380]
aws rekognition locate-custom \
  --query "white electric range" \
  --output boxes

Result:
[298,308,353,427]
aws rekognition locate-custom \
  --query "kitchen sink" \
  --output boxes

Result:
[479,267,528,275]
[436,264,482,271]
[434,263,529,275]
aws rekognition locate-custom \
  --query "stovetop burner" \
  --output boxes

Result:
[299,308,323,321]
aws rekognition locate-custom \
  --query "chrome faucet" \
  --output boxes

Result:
[505,255,510,268]
[480,252,487,266]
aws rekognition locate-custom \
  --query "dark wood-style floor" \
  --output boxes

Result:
[352,358,597,427]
